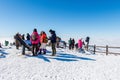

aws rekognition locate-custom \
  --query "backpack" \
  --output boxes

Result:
[31,34,37,41]
[43,37,48,43]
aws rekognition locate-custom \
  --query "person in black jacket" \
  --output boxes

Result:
[49,29,57,56]
[26,33,30,40]
[85,36,90,51]
[71,38,75,50]
[0,43,2,48]
[22,34,25,40]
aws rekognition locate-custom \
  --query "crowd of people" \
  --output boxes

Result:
[14,28,90,56]
[68,36,90,53]
[14,28,57,56]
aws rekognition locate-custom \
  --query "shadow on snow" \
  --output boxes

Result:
[25,54,51,62]
[0,49,9,58]
[25,52,96,62]
[37,55,51,62]
[57,53,96,61]
[50,53,96,62]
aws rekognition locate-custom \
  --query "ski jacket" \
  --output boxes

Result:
[50,31,56,43]
[40,33,47,43]
[78,39,83,49]
[68,39,72,45]
[30,32,40,45]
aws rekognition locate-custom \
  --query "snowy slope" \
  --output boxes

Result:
[0,46,120,80]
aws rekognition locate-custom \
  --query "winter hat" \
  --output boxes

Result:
[33,28,37,32]
[49,29,53,32]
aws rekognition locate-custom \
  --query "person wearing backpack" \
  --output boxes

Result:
[30,28,40,56]
[49,29,57,56]
[39,31,48,54]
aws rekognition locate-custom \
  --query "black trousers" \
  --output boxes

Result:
[32,44,39,56]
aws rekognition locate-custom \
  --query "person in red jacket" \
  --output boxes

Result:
[39,31,48,54]
[30,28,40,56]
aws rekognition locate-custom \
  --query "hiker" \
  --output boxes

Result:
[75,43,78,51]
[39,31,48,54]
[14,32,31,55]
[26,33,30,40]
[71,38,75,50]
[56,37,61,48]
[78,38,85,53]
[14,33,21,49]
[22,40,32,55]
[49,29,57,56]
[68,38,72,50]
[22,34,25,40]
[5,40,9,46]
[85,36,90,51]
[30,28,40,56]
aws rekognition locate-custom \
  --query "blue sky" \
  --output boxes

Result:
[0,0,120,41]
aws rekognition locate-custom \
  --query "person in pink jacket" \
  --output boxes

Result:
[30,28,40,56]
[78,39,83,49]
[78,38,85,53]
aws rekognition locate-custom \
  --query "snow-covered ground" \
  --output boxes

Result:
[0,45,120,80]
